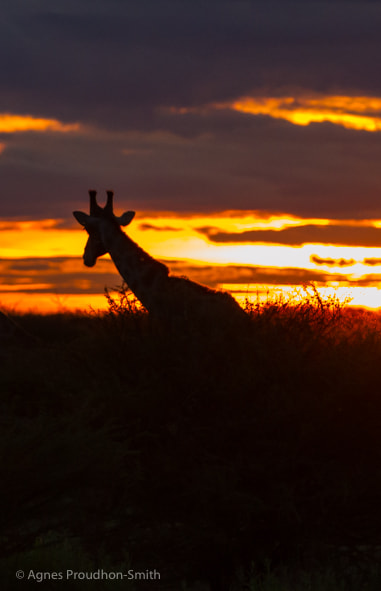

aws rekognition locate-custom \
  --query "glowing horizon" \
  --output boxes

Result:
[2,212,381,313]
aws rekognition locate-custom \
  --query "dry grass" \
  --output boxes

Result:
[1,287,381,589]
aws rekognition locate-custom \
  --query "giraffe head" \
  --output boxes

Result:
[73,190,135,267]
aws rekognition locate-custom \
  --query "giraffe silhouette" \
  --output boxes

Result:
[73,190,245,325]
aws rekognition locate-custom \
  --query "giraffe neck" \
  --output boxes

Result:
[102,224,169,311]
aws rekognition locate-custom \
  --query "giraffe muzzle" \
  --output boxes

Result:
[83,253,96,267]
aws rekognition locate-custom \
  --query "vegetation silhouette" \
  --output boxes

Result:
[0,287,380,589]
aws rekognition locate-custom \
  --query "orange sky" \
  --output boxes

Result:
[4,4,381,313]
[3,94,381,313]
[0,114,81,134]
[229,96,381,132]
[2,210,381,313]
[173,95,381,133]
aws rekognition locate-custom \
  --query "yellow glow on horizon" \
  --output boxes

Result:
[0,292,110,314]
[0,114,80,133]
[0,221,85,258]
[3,284,381,315]
[0,214,332,259]
[225,284,381,311]
[2,212,381,313]
[2,214,381,272]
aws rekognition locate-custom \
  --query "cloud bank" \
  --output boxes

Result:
[0,2,381,221]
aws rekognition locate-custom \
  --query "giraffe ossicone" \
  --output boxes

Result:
[73,190,245,323]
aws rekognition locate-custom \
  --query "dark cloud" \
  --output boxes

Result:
[166,260,345,288]
[363,258,381,266]
[138,223,181,232]
[2,2,381,124]
[2,2,381,220]
[3,113,381,219]
[2,253,381,307]
[351,274,381,287]
[0,257,119,294]
[199,223,381,247]
[311,255,356,267]
[0,256,351,297]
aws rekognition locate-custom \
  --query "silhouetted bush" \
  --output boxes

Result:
[1,288,381,589]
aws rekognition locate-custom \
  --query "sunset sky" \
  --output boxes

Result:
[2,1,381,312]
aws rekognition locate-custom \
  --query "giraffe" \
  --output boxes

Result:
[73,190,246,325]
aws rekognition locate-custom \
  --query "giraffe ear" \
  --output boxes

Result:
[118,211,135,226]
[73,211,90,226]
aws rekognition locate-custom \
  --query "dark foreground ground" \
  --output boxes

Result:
[1,288,381,590]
